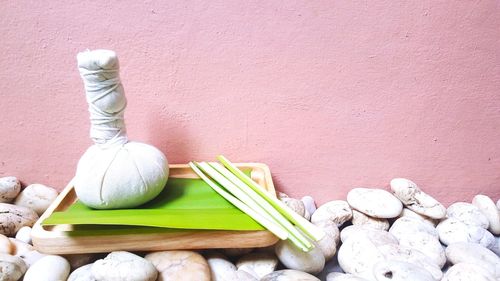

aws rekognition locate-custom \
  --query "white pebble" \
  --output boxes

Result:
[17,249,46,267]
[261,269,320,281]
[92,251,157,281]
[437,218,495,247]
[278,193,306,217]
[442,263,496,281]
[445,242,500,278]
[337,233,386,280]
[236,252,278,280]
[0,177,21,203]
[390,178,446,219]
[0,203,39,236]
[389,217,439,240]
[447,202,489,229]
[14,183,58,216]
[311,200,352,227]
[15,226,32,244]
[24,255,70,281]
[472,194,500,235]
[206,252,237,281]
[68,264,96,281]
[326,272,370,281]
[397,231,446,268]
[341,225,398,245]
[145,250,210,281]
[373,260,437,281]
[0,253,27,281]
[399,208,438,227]
[489,236,500,256]
[378,243,443,280]
[275,239,325,274]
[313,219,339,260]
[0,234,12,254]
[351,209,390,230]
[347,188,402,218]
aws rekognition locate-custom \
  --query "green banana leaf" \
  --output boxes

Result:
[43,176,265,232]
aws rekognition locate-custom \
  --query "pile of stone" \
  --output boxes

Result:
[277,178,500,281]
[0,176,498,281]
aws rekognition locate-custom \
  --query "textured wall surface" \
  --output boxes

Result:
[1,1,499,205]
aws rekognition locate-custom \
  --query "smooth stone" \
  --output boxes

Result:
[437,218,495,247]
[68,264,96,281]
[314,219,339,260]
[347,188,403,218]
[472,194,500,235]
[445,242,500,278]
[0,234,12,254]
[206,252,237,281]
[497,199,499,210]
[389,217,439,240]
[278,193,306,218]
[397,231,446,268]
[206,252,257,280]
[341,225,399,245]
[0,177,21,203]
[373,260,437,281]
[442,263,496,281]
[275,239,325,274]
[311,200,352,227]
[301,196,317,216]
[9,238,34,256]
[0,203,38,236]
[447,202,489,229]
[261,269,320,281]
[0,253,27,281]
[92,251,157,281]
[390,178,446,219]
[399,208,438,227]
[236,252,278,280]
[145,251,210,281]
[378,243,443,280]
[351,209,390,230]
[338,233,386,280]
[24,255,70,281]
[326,272,370,281]
[17,249,46,267]
[490,236,500,256]
[14,226,32,244]
[234,270,258,280]
[14,183,58,216]
[63,253,98,270]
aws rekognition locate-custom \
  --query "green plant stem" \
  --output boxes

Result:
[189,162,289,240]
[208,162,313,251]
[217,155,325,242]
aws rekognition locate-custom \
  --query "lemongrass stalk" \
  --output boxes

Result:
[217,155,325,242]
[196,162,311,251]
[209,162,313,251]
[188,162,288,240]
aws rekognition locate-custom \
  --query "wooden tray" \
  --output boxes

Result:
[32,163,279,254]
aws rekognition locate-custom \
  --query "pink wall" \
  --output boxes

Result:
[1,1,499,205]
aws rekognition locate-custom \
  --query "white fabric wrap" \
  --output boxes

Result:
[74,49,168,209]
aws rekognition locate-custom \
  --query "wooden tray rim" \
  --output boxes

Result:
[31,163,279,254]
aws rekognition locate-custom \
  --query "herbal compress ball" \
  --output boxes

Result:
[74,49,168,209]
